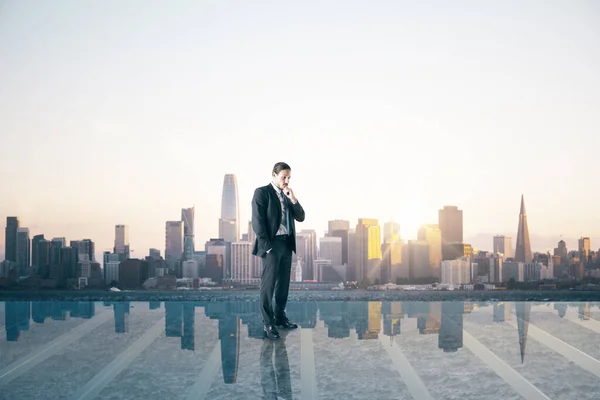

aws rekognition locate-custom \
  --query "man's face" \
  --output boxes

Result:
[272,169,291,189]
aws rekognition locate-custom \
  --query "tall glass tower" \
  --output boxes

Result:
[219,174,239,242]
[182,207,195,260]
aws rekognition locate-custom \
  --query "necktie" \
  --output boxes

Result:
[281,189,292,234]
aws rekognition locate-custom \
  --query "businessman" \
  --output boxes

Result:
[252,162,305,340]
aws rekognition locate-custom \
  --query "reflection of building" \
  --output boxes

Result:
[419,302,441,335]
[515,302,531,363]
[220,315,240,384]
[5,301,30,341]
[493,302,512,322]
[382,302,403,337]
[439,302,464,352]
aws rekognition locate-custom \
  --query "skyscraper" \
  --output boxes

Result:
[319,237,343,266]
[328,220,350,265]
[32,234,45,269]
[165,221,184,268]
[417,224,442,278]
[355,218,382,282]
[219,174,239,242]
[493,235,513,258]
[114,225,130,259]
[295,229,317,280]
[383,221,400,243]
[5,217,19,262]
[438,206,463,244]
[16,228,30,275]
[578,237,591,262]
[182,207,195,260]
[514,195,532,263]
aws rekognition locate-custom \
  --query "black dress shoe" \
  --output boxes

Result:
[275,320,298,330]
[264,325,280,340]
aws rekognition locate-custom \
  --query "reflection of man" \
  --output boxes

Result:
[252,162,305,340]
[260,333,292,399]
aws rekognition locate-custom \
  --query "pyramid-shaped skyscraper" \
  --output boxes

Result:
[515,195,532,263]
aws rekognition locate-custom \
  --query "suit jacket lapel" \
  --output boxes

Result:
[267,184,282,220]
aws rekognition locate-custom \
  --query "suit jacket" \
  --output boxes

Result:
[251,183,305,257]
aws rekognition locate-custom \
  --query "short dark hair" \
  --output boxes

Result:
[272,162,291,174]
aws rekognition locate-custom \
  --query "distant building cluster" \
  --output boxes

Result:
[2,182,599,290]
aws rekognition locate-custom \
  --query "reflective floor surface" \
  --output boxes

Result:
[1,301,599,399]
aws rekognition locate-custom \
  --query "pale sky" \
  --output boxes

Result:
[1,0,599,262]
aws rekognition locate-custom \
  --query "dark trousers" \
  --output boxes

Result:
[260,235,293,325]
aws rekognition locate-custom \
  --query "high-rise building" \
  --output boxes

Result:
[32,234,45,269]
[231,241,253,283]
[328,219,350,233]
[514,195,532,263]
[296,229,317,280]
[246,221,261,278]
[50,238,66,265]
[319,237,343,266]
[493,235,513,258]
[383,221,400,243]
[355,218,382,282]
[16,228,30,275]
[181,207,195,260]
[328,220,350,265]
[441,258,471,286]
[5,217,19,262]
[407,240,430,280]
[347,229,356,281]
[219,174,239,242]
[165,221,184,268]
[438,206,463,244]
[417,224,442,278]
[149,248,161,260]
[578,237,591,262]
[35,239,50,272]
[206,238,228,282]
[382,220,403,283]
[114,225,130,259]
[78,239,96,263]
[554,240,568,263]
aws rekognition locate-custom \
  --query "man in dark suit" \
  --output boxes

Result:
[252,162,305,340]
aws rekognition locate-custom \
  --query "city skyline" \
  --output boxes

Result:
[1,1,599,261]
[0,193,595,265]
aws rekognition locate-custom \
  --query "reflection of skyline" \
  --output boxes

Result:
[3,300,600,383]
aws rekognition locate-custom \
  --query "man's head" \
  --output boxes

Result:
[272,162,291,190]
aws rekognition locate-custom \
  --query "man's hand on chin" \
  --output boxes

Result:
[282,185,297,204]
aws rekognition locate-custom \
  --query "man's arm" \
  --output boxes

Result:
[290,200,305,222]
[251,187,272,252]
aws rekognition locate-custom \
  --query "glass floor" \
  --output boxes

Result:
[1,300,599,399]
